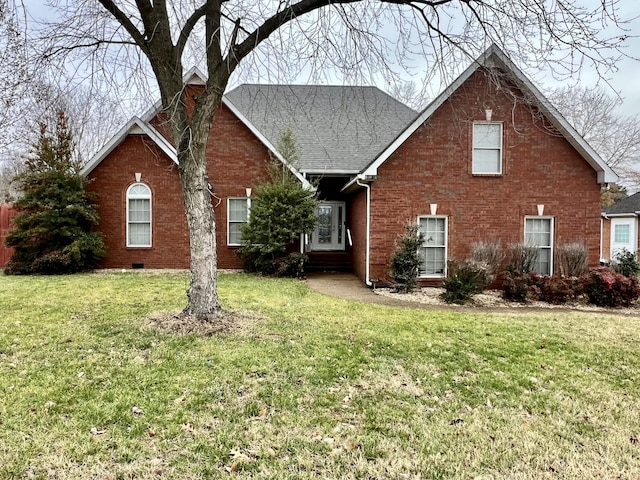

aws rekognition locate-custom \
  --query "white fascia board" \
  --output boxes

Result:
[361,44,618,185]
[140,67,208,121]
[222,97,315,191]
[183,66,207,85]
[341,173,379,193]
[141,99,162,122]
[342,176,360,192]
[485,47,618,184]
[81,117,177,177]
[360,53,483,178]
[302,169,360,176]
[602,212,639,218]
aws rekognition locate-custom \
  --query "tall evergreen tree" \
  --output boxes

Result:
[238,129,317,277]
[4,111,105,274]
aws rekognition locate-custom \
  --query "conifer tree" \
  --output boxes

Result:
[4,111,105,274]
[238,129,317,277]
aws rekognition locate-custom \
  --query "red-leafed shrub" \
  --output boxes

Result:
[501,269,536,302]
[581,268,640,308]
[531,274,581,304]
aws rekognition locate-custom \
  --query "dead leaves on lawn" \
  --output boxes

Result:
[147,309,263,336]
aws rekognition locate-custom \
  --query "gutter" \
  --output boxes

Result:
[356,178,372,286]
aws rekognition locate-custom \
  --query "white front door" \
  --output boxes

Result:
[309,202,346,251]
[610,217,638,259]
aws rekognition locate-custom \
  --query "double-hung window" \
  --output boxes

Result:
[228,198,249,246]
[126,183,152,247]
[418,216,447,277]
[472,122,503,174]
[525,217,554,275]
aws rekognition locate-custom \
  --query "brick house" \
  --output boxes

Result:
[82,45,616,285]
[601,192,640,263]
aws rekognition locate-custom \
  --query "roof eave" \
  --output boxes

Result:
[486,48,618,185]
[341,173,377,193]
[361,44,618,185]
[222,97,314,191]
[81,117,177,177]
[602,212,640,217]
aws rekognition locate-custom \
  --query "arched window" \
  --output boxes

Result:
[126,183,152,247]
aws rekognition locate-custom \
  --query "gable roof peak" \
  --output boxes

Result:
[354,44,617,186]
[184,66,207,85]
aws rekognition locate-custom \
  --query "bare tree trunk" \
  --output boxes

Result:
[177,125,221,319]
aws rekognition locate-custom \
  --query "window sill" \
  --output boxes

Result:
[472,173,503,177]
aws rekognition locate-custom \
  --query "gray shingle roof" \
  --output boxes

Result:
[603,192,640,215]
[224,84,417,174]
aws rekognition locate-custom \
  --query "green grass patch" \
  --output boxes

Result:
[1,271,639,478]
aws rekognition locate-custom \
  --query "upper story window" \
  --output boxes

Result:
[418,216,447,277]
[525,217,554,275]
[127,183,152,247]
[228,198,249,246]
[472,122,503,174]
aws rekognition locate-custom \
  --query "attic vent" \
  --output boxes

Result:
[132,263,144,269]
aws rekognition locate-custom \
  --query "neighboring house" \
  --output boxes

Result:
[82,45,617,285]
[601,192,640,263]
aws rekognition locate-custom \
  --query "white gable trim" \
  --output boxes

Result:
[359,44,617,184]
[81,117,177,177]
[140,67,208,121]
[222,97,314,191]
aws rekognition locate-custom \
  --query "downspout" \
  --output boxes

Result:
[356,178,372,286]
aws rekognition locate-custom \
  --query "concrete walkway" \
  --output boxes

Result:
[305,272,429,309]
[305,272,639,316]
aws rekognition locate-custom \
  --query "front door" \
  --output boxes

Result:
[309,202,346,251]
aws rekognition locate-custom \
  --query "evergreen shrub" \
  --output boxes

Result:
[389,223,425,293]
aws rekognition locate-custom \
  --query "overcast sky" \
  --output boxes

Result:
[22,0,640,117]
[538,1,640,118]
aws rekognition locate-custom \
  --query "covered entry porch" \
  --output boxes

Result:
[305,176,355,273]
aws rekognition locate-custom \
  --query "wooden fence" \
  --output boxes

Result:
[0,205,17,268]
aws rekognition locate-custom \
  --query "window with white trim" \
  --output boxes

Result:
[228,198,249,246]
[525,217,554,275]
[418,216,447,277]
[472,122,503,174]
[126,183,152,247]
[614,224,630,244]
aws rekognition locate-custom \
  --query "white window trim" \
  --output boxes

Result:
[417,215,448,278]
[614,224,631,244]
[126,182,152,248]
[524,216,554,275]
[227,197,250,246]
[472,121,503,175]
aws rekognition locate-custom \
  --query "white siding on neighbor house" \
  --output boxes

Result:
[610,217,638,260]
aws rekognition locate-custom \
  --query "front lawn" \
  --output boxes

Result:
[1,272,639,479]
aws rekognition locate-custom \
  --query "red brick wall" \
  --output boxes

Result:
[87,103,272,269]
[366,69,602,283]
[349,189,367,282]
[87,135,189,269]
[601,217,610,261]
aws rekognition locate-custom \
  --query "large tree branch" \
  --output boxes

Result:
[96,0,148,55]
[176,4,209,60]
[205,0,224,77]
[229,0,359,71]
[227,0,461,72]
